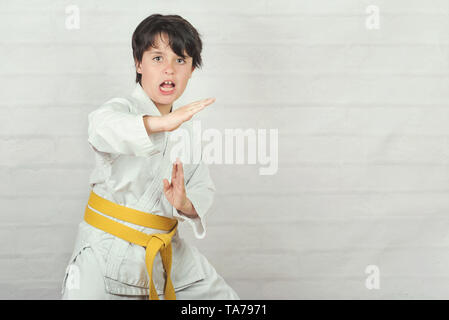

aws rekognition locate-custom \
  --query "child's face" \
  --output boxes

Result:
[136,32,195,110]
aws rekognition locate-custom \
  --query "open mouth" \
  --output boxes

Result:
[159,80,176,92]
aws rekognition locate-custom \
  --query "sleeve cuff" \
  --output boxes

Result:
[87,107,167,157]
[172,202,207,240]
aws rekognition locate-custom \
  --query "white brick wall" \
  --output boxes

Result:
[0,0,448,299]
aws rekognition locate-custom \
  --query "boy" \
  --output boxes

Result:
[61,14,240,300]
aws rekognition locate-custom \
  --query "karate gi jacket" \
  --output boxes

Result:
[62,82,216,296]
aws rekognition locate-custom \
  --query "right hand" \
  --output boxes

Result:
[162,97,216,132]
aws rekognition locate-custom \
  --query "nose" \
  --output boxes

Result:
[163,61,175,75]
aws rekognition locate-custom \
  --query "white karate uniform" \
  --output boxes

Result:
[61,83,239,300]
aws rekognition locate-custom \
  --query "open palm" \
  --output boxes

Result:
[163,159,188,211]
[163,98,215,132]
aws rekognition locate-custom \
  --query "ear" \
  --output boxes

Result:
[135,59,142,74]
[189,66,195,78]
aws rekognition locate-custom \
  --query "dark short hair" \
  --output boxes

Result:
[132,14,203,84]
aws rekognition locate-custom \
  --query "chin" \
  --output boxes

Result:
[159,95,177,102]
[153,97,176,107]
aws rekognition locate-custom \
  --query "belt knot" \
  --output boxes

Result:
[149,233,172,248]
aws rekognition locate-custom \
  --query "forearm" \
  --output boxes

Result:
[143,115,166,134]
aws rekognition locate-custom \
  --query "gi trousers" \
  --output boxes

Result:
[61,241,240,300]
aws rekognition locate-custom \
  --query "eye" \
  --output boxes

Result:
[153,56,162,62]
[177,58,186,64]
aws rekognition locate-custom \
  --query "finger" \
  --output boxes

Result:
[175,158,183,182]
[196,98,215,108]
[163,179,169,192]
[174,163,185,194]
[172,158,182,189]
[189,99,215,114]
[177,160,184,182]
[188,98,215,110]
[171,161,177,182]
[190,97,215,106]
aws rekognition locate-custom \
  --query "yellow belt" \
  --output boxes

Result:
[83,190,178,300]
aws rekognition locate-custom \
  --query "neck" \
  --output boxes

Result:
[155,103,173,116]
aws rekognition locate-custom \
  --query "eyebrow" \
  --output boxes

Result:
[149,50,190,58]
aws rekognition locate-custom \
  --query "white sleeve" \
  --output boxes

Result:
[87,98,166,156]
[172,160,216,239]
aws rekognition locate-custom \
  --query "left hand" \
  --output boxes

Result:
[163,158,196,217]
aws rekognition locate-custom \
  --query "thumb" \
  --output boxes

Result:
[163,179,170,192]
